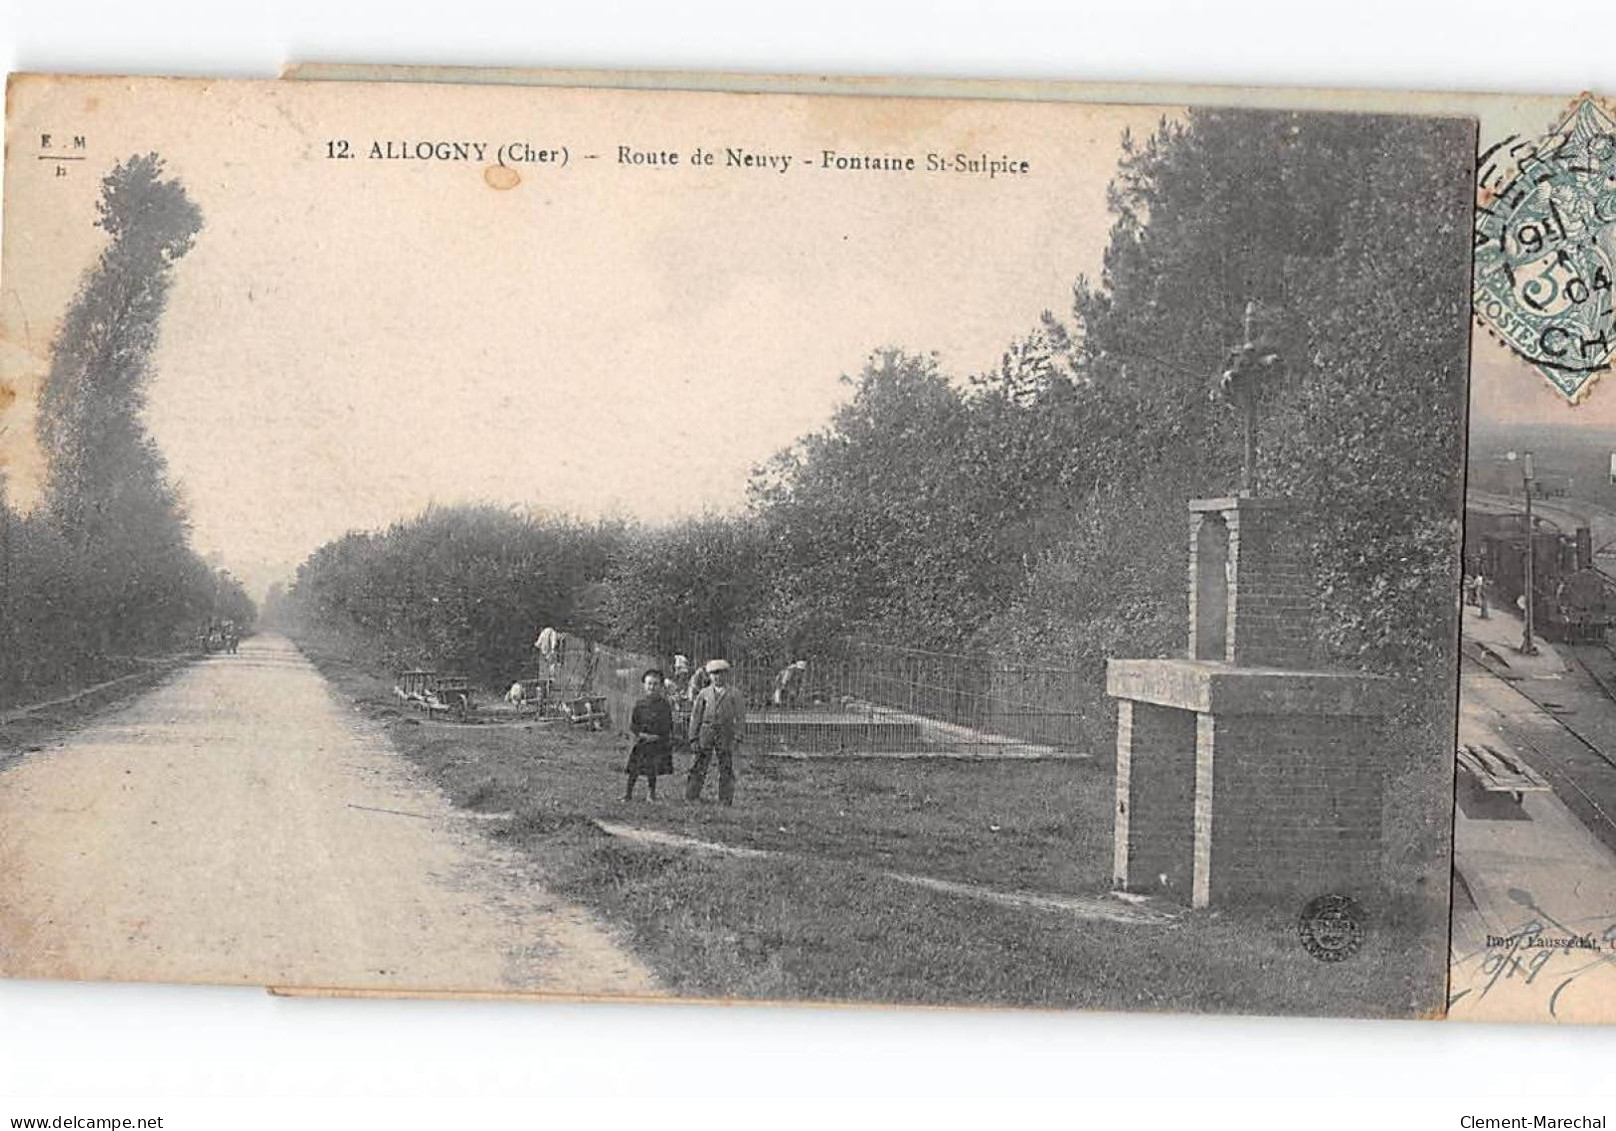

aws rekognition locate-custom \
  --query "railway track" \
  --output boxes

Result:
[1466,642,1616,846]
[1565,642,1616,708]
[1554,643,1616,777]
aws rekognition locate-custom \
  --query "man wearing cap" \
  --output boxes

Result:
[686,659,745,805]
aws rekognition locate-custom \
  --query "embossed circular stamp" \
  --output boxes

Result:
[1474,94,1616,403]
[1297,894,1366,962]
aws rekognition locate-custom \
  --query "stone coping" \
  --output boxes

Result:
[1188,495,1294,513]
[1106,658,1397,717]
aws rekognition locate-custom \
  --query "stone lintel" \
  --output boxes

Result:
[1106,658,1395,717]
[1188,495,1293,514]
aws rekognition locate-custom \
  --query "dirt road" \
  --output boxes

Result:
[0,634,661,997]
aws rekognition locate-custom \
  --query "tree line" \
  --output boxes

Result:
[0,154,254,709]
[288,108,1470,722]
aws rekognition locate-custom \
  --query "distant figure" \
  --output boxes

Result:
[626,669,675,801]
[535,626,563,679]
[668,654,692,697]
[686,662,712,702]
[1477,574,1490,619]
[686,659,745,806]
[772,659,808,707]
[506,682,525,705]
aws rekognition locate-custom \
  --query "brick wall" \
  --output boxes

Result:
[1226,504,1314,669]
[1201,712,1385,903]
[1113,699,1198,897]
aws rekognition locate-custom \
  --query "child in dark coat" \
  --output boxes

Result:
[625,669,675,800]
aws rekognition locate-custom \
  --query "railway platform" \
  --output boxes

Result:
[1453,600,1616,1020]
[1452,654,1616,1022]
[1460,602,1569,681]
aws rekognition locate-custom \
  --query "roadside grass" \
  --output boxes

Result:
[0,657,194,769]
[302,637,1446,1017]
[552,846,1438,1014]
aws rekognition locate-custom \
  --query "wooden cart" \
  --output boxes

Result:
[395,669,475,721]
[1457,740,1550,803]
[565,695,609,730]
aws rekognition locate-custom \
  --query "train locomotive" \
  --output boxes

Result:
[1466,508,1616,644]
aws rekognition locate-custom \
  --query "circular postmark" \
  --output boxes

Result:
[1297,894,1365,963]
[1472,94,1616,403]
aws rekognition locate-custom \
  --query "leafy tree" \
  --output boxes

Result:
[749,348,1030,650]
[290,505,624,684]
[601,514,765,656]
[36,153,205,654]
[1262,116,1472,678]
[0,476,126,704]
[991,109,1471,684]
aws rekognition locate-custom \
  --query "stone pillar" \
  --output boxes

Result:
[1192,712,1217,908]
[1189,512,1229,661]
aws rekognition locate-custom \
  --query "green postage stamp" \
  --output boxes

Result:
[1474,94,1616,402]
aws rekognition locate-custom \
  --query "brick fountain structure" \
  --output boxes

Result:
[1105,306,1395,908]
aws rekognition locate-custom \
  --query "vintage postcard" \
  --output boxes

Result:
[0,74,1474,1018]
[1453,96,1616,1025]
[293,67,1616,1024]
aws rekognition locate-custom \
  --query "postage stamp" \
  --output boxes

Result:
[1473,94,1616,402]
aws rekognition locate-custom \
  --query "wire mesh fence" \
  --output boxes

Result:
[540,631,1094,758]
